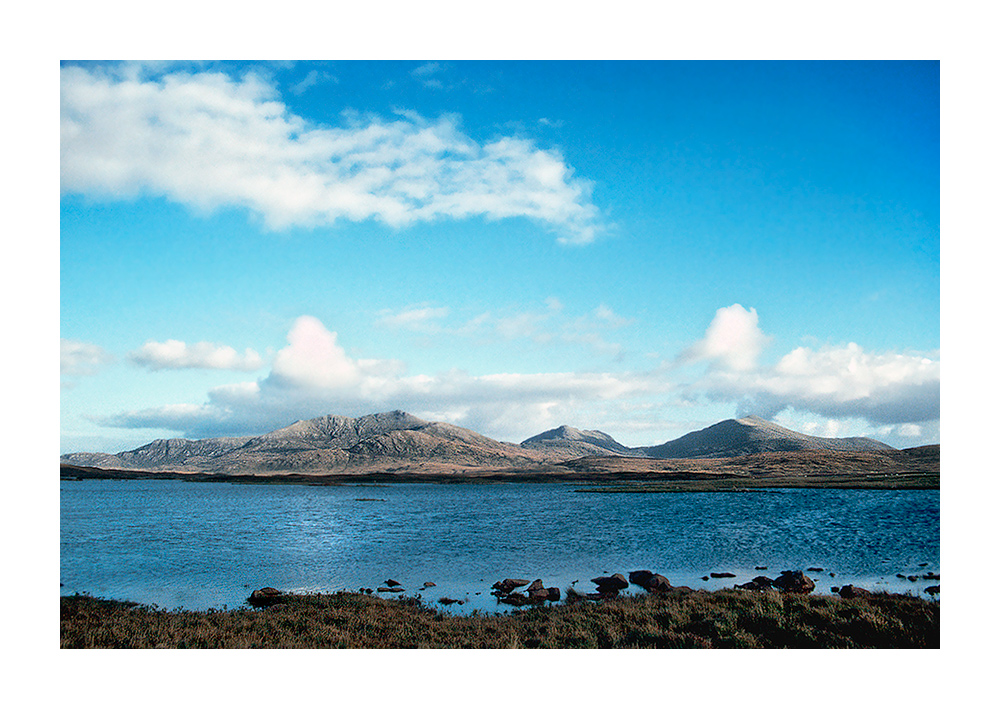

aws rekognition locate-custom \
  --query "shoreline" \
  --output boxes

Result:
[60,454,940,490]
[60,586,940,649]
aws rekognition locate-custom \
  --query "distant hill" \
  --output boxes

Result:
[639,416,895,459]
[61,410,546,474]
[521,425,637,460]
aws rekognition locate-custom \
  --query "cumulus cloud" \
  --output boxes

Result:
[129,340,264,371]
[101,315,664,440]
[679,304,769,371]
[667,303,940,428]
[61,339,113,376]
[700,343,940,425]
[60,64,602,244]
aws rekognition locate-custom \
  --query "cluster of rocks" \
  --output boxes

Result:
[734,569,818,594]
[569,570,692,602]
[377,579,404,593]
[897,572,940,581]
[491,578,561,606]
[249,564,940,611]
[371,579,437,594]
[736,569,940,599]
[897,568,941,596]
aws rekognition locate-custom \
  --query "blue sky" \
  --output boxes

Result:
[60,60,940,453]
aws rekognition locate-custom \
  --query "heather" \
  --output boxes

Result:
[61,588,938,649]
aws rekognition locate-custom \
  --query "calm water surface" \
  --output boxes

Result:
[60,480,939,613]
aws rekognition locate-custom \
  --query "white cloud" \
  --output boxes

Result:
[375,305,450,331]
[679,304,769,371]
[412,63,443,78]
[589,304,630,328]
[667,303,939,428]
[767,411,940,450]
[101,315,664,441]
[289,69,335,96]
[61,338,113,376]
[129,339,264,371]
[458,300,631,355]
[411,62,446,89]
[702,343,940,425]
[89,308,939,448]
[376,299,629,358]
[61,64,602,244]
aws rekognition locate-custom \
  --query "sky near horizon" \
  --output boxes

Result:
[59,60,940,454]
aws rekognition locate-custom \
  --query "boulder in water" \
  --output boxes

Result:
[248,587,286,608]
[592,573,628,592]
[736,576,774,591]
[492,578,530,595]
[772,570,815,594]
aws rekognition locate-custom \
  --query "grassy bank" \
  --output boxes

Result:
[60,588,938,649]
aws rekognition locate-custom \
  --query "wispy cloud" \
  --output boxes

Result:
[375,304,450,331]
[289,68,336,96]
[376,299,630,357]
[129,339,264,371]
[61,338,113,377]
[61,64,602,244]
[411,62,445,89]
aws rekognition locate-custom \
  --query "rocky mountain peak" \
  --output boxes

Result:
[521,425,634,458]
[641,417,895,459]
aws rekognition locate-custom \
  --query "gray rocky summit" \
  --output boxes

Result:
[520,425,639,459]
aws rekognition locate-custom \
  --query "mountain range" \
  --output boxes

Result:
[61,410,897,475]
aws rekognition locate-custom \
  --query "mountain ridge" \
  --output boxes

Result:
[61,410,899,475]
[61,410,546,474]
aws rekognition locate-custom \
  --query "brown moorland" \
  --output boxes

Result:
[60,445,939,489]
[60,587,939,649]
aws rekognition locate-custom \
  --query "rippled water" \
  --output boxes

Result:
[60,480,940,613]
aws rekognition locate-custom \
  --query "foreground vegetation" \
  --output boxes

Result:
[61,588,938,649]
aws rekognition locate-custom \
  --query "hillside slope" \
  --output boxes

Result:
[521,425,637,460]
[640,416,895,459]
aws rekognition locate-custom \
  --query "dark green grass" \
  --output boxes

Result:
[60,588,938,649]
